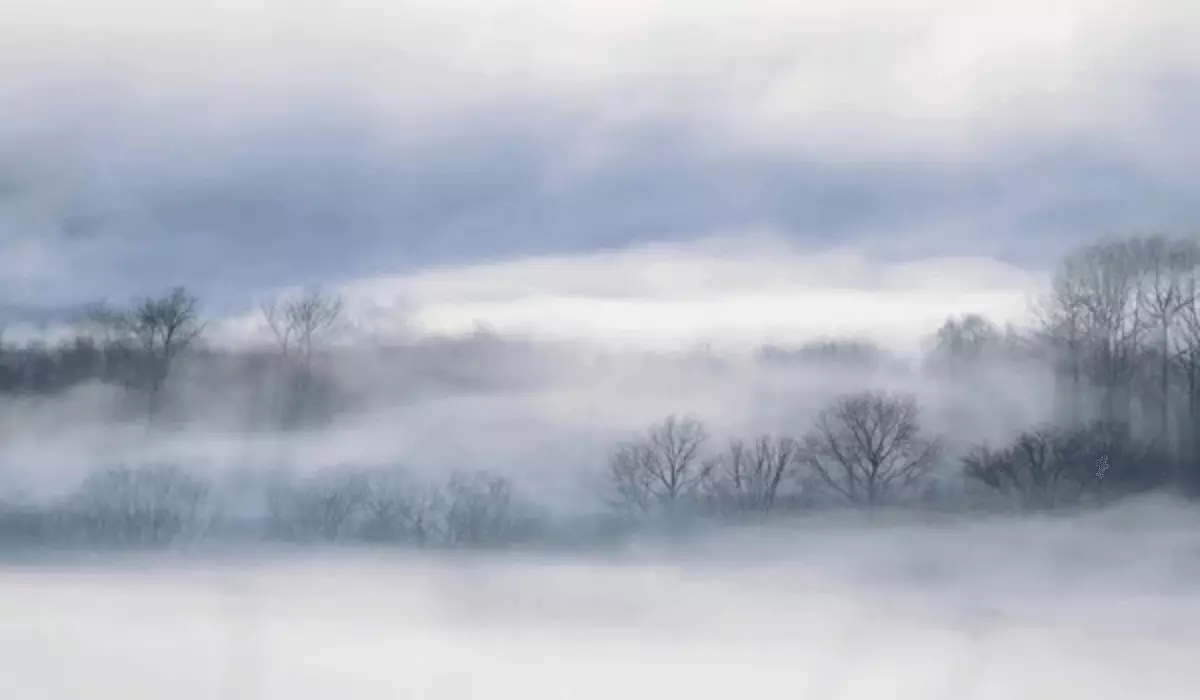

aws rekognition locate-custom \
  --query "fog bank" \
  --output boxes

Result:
[2,498,1197,699]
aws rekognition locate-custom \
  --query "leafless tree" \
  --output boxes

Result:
[63,463,210,545]
[1033,264,1090,423]
[1130,235,1198,453]
[267,468,370,542]
[1175,263,1200,467]
[262,287,344,366]
[132,288,204,414]
[705,434,804,514]
[441,470,536,546]
[261,287,344,426]
[802,391,940,507]
[357,467,447,546]
[962,428,1085,511]
[1053,239,1145,423]
[606,415,713,515]
[85,287,203,419]
[962,421,1166,510]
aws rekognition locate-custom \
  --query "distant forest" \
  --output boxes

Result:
[2,233,1199,549]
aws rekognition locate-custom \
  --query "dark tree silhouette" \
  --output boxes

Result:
[803,391,940,507]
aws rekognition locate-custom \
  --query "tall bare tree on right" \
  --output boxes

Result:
[1037,238,1146,426]
[802,391,940,508]
[1131,235,1198,465]
[1175,263,1200,483]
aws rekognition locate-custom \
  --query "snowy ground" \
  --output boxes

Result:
[2,505,1198,699]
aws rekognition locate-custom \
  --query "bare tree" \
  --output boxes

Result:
[1033,265,1090,423]
[85,288,203,419]
[1175,263,1200,480]
[261,287,344,426]
[63,463,210,545]
[133,288,204,415]
[357,467,446,546]
[802,391,940,507]
[606,415,712,515]
[963,421,1167,510]
[441,470,536,546]
[705,434,804,514]
[262,287,344,366]
[267,468,370,542]
[1069,240,1144,422]
[962,428,1084,511]
[1131,235,1198,455]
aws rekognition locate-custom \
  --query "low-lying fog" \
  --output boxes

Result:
[3,498,1197,700]
[7,0,1200,695]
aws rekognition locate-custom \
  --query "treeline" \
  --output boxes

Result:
[0,287,347,427]
[0,391,1167,550]
[0,463,542,549]
[2,232,1200,548]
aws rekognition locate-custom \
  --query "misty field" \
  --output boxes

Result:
[2,501,1197,700]
[7,0,1200,695]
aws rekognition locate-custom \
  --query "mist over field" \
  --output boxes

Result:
[5,0,1200,697]
[4,501,1200,699]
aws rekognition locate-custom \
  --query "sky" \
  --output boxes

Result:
[4,0,1200,350]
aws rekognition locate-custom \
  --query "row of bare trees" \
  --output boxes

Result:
[1,232,1199,548]
[606,391,943,516]
[263,466,539,546]
[0,286,348,427]
[9,233,1200,449]
[0,462,539,548]
[608,393,1168,517]
[0,397,1172,551]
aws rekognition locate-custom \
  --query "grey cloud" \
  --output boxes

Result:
[4,68,1200,310]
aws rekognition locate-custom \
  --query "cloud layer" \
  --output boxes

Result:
[8,0,1200,158]
[4,0,1200,339]
[318,235,1042,352]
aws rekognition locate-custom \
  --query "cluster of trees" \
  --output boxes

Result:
[599,232,1200,517]
[605,394,939,517]
[0,390,1162,550]
[262,466,539,546]
[0,286,345,427]
[604,395,1164,520]
[943,234,1200,494]
[3,232,1200,548]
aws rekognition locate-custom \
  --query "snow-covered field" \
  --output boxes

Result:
[2,503,1198,700]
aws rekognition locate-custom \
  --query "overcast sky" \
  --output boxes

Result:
[3,0,1200,350]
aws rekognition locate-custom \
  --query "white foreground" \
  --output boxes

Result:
[2,512,1198,699]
